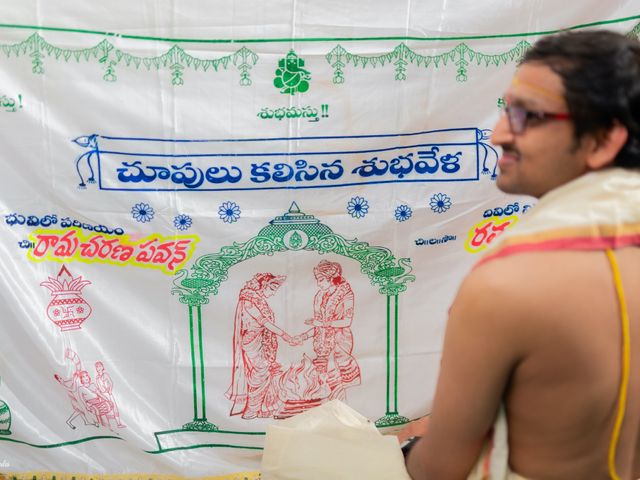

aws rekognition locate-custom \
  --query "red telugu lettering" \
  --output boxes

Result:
[32,234,60,257]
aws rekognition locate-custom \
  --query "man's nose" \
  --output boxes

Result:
[490,112,514,146]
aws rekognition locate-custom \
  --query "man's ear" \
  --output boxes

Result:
[586,122,628,170]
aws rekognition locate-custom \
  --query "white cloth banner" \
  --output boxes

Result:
[0,1,637,477]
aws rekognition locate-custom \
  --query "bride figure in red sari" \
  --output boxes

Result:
[226,272,291,419]
[292,260,361,400]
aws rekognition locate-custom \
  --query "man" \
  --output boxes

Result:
[77,370,115,428]
[54,371,98,430]
[95,361,126,428]
[403,30,640,479]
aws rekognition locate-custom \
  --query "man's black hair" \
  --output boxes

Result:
[521,30,640,168]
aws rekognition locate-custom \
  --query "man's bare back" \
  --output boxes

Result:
[404,248,640,479]
[478,248,640,478]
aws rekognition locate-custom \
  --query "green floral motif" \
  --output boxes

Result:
[289,231,303,249]
[234,46,258,86]
[0,33,258,86]
[273,50,311,95]
[0,377,11,436]
[171,274,214,307]
[182,419,218,432]
[375,412,410,428]
[30,49,44,74]
[172,202,416,323]
[170,62,184,86]
[326,40,531,83]
[176,215,414,303]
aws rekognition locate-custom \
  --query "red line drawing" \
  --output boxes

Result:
[226,261,361,420]
[41,265,92,331]
[280,260,361,416]
[54,349,125,430]
[95,361,125,428]
[54,349,97,429]
[226,273,289,419]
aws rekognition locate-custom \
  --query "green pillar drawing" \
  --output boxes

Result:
[177,280,218,431]
[172,202,415,431]
[374,274,411,426]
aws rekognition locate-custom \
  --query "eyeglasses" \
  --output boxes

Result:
[503,104,571,134]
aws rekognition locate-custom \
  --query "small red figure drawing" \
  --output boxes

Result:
[54,349,125,430]
[95,361,125,428]
[226,273,290,419]
[226,261,362,420]
[41,265,93,331]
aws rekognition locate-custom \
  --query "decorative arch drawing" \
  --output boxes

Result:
[170,202,415,434]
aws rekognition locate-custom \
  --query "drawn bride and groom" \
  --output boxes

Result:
[225,260,361,419]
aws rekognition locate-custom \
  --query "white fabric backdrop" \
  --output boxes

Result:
[0,1,637,476]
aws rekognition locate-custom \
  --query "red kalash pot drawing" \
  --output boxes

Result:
[41,265,93,331]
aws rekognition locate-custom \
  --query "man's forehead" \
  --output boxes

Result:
[505,63,566,108]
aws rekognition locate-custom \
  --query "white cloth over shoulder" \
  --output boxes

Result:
[261,399,412,480]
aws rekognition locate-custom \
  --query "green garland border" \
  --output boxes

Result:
[0,16,637,85]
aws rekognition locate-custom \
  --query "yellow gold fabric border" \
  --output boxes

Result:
[495,223,640,248]
[1,472,261,480]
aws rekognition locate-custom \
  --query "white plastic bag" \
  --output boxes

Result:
[261,400,412,480]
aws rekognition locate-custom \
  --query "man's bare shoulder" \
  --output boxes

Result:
[452,250,611,334]
[462,250,607,296]
[455,252,550,309]
[457,248,638,351]
[445,253,553,360]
